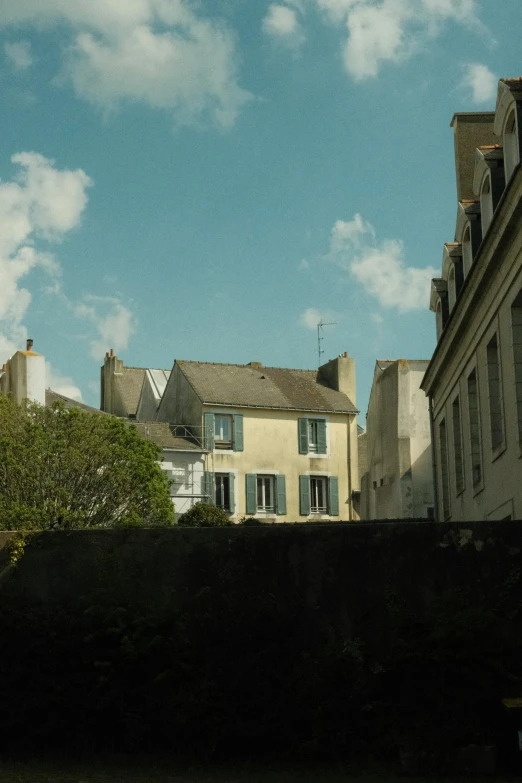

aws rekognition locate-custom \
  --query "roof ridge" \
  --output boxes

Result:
[177,359,320,373]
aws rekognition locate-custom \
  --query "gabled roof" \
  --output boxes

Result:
[114,366,169,417]
[176,360,357,414]
[133,421,203,452]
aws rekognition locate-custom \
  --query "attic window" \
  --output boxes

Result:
[480,175,493,236]
[504,110,519,182]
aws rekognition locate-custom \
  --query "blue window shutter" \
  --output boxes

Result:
[203,471,215,504]
[299,475,310,516]
[276,475,286,515]
[317,420,327,454]
[233,414,244,451]
[329,476,339,516]
[203,413,215,451]
[245,474,257,515]
[229,473,235,514]
[298,418,309,454]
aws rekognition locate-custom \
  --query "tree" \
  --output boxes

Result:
[0,396,175,530]
[177,502,233,527]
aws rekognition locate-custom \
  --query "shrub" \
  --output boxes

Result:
[177,502,233,527]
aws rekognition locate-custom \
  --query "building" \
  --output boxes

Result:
[0,342,206,519]
[103,352,360,522]
[360,360,434,520]
[421,77,522,522]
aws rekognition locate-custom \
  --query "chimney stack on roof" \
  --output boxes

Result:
[26,339,33,352]
[110,348,114,358]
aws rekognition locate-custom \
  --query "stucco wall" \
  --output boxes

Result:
[160,449,207,517]
[205,405,357,521]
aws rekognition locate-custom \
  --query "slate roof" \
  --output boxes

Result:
[133,421,203,451]
[46,389,108,415]
[176,360,358,414]
[114,366,169,417]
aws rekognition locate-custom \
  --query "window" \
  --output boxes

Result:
[215,414,232,445]
[203,412,244,451]
[511,292,522,446]
[215,473,231,511]
[452,396,464,495]
[462,225,473,277]
[310,476,328,512]
[480,175,493,236]
[298,417,327,454]
[448,267,456,311]
[467,370,482,486]
[245,473,286,515]
[504,110,519,182]
[299,475,339,516]
[439,419,450,520]
[486,334,504,451]
[436,300,443,340]
[257,475,275,512]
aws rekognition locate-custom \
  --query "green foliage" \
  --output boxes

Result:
[238,516,265,525]
[0,396,175,529]
[177,502,233,527]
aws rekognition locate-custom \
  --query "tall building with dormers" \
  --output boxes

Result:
[422,77,522,522]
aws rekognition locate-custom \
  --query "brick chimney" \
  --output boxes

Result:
[319,352,356,406]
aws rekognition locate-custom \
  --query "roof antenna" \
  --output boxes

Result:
[317,319,337,367]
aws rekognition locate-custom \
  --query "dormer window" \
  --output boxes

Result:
[462,225,473,276]
[480,175,493,236]
[504,110,519,182]
[448,267,456,311]
[436,301,443,340]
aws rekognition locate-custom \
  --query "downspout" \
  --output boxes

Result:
[428,394,439,522]
[347,416,353,521]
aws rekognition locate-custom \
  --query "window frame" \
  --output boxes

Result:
[466,366,484,495]
[451,393,465,497]
[256,474,275,513]
[310,475,328,513]
[480,174,494,236]
[214,413,233,448]
[215,473,231,512]
[485,330,506,459]
[439,417,451,521]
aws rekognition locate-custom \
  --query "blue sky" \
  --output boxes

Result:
[0,0,520,418]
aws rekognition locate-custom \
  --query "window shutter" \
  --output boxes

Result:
[228,473,235,514]
[245,474,257,515]
[299,475,310,516]
[233,414,244,451]
[276,475,286,515]
[328,476,339,516]
[298,418,309,454]
[203,413,215,451]
[203,471,215,504]
[317,420,327,454]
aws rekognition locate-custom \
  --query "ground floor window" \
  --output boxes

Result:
[215,473,231,511]
[310,476,328,513]
[257,475,275,512]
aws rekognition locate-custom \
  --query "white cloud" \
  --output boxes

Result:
[4,40,33,70]
[46,362,82,401]
[75,295,135,360]
[461,63,497,105]
[0,152,92,363]
[263,4,305,46]
[299,307,335,330]
[308,0,479,80]
[326,213,437,312]
[0,0,251,128]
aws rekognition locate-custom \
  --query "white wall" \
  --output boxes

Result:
[159,450,206,519]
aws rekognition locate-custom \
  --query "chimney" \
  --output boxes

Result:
[26,338,34,352]
[450,112,497,201]
[100,349,123,413]
[1,364,6,372]
[4,344,46,405]
[319,352,356,407]
[110,348,114,357]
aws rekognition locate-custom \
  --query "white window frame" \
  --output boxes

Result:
[214,413,233,446]
[256,474,275,513]
[310,475,328,513]
[215,473,231,511]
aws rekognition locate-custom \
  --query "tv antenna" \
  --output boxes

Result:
[317,319,337,366]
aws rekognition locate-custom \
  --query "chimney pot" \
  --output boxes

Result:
[26,339,33,352]
[343,352,349,358]
[105,352,109,359]
[1,364,6,372]
[110,348,114,358]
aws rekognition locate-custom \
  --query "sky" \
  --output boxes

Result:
[0,0,521,419]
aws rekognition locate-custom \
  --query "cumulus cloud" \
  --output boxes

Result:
[75,295,135,360]
[461,63,497,104]
[327,213,437,312]
[299,307,336,329]
[0,0,251,128]
[263,4,305,47]
[46,362,83,401]
[4,40,33,70]
[0,151,92,366]
[307,0,479,80]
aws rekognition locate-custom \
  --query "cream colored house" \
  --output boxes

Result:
[361,360,434,520]
[422,77,522,522]
[152,354,359,522]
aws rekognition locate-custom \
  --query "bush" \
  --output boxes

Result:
[177,502,233,527]
[238,516,265,526]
